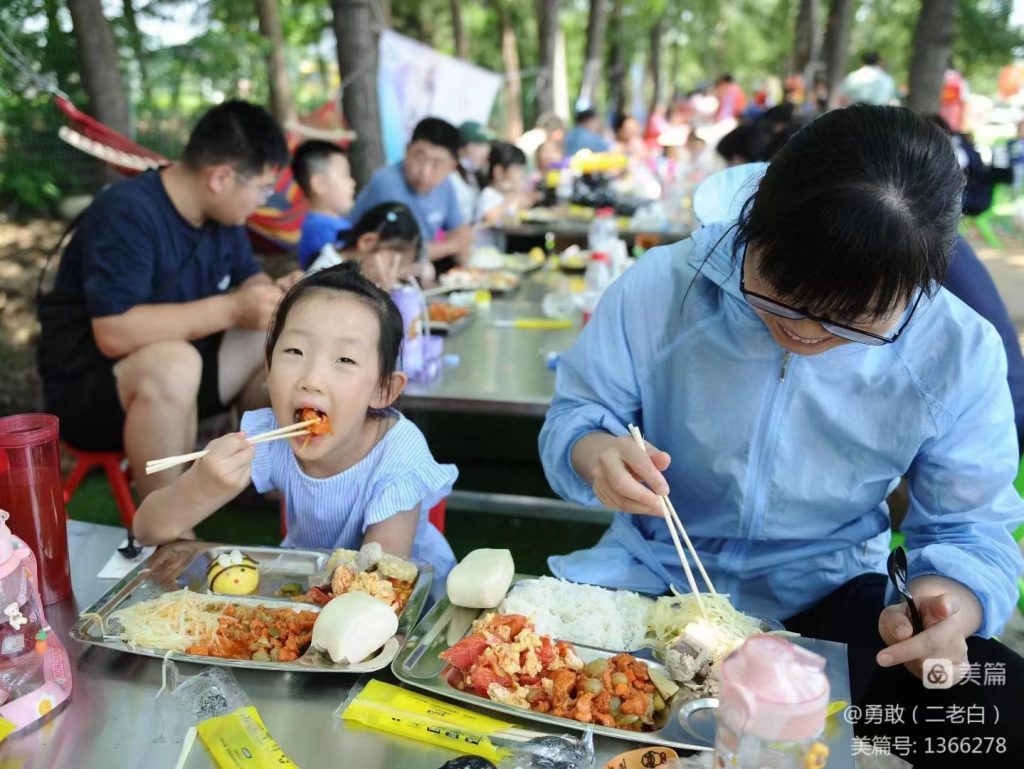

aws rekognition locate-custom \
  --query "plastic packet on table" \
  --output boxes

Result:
[164,659,299,769]
[337,678,594,769]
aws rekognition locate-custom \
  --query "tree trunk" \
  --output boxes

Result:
[499,4,523,140]
[908,0,957,114]
[647,18,664,115]
[377,0,392,25]
[669,35,681,102]
[822,0,857,108]
[578,0,607,110]
[66,0,131,137]
[449,0,468,59]
[792,0,821,76]
[535,0,558,116]
[607,0,626,117]
[332,0,384,188]
[255,0,296,125]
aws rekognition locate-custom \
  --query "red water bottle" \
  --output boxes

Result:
[0,414,72,605]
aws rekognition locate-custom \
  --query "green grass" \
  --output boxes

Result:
[66,472,606,576]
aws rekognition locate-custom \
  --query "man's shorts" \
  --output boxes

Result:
[48,334,226,452]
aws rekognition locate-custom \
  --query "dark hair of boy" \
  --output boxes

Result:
[735,105,964,323]
[861,51,881,67]
[265,260,404,394]
[575,108,597,125]
[613,113,631,134]
[291,139,347,198]
[485,143,527,186]
[410,117,460,159]
[181,100,289,175]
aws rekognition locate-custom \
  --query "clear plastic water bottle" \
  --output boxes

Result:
[581,251,612,326]
[587,207,617,254]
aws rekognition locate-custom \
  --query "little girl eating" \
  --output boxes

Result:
[133,262,457,582]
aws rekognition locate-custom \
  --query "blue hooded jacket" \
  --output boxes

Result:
[540,173,1024,637]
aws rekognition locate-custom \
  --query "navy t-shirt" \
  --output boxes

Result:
[40,170,261,384]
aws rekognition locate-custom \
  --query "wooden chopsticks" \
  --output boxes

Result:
[627,424,716,618]
[144,418,319,475]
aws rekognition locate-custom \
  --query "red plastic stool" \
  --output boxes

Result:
[279,499,447,537]
[62,444,136,527]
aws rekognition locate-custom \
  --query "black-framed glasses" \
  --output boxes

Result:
[740,249,922,346]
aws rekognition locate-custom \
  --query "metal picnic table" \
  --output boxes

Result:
[14,521,856,769]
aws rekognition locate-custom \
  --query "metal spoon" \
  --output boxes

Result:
[118,529,142,559]
[886,545,924,634]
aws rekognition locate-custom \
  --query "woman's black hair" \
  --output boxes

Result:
[265,261,405,398]
[734,105,964,321]
[485,142,527,186]
[337,201,421,255]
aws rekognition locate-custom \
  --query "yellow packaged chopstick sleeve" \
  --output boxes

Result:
[197,705,300,769]
[340,679,511,763]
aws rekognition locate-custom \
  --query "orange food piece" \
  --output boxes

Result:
[428,303,470,323]
[299,408,332,436]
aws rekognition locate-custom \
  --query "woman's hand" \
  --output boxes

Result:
[194,433,255,498]
[877,593,971,681]
[589,435,672,516]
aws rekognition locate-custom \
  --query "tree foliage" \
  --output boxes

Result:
[2,0,1023,214]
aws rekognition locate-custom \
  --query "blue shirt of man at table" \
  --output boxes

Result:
[564,108,612,157]
[350,117,471,270]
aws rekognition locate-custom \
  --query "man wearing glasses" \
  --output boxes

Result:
[38,100,294,502]
[349,117,472,272]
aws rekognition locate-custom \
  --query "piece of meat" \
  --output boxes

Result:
[574,692,595,723]
[621,690,650,717]
[440,634,489,671]
[550,667,578,710]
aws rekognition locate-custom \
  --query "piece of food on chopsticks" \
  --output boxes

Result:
[428,302,471,324]
[440,613,675,731]
[294,407,332,451]
[447,549,515,609]
[206,549,260,596]
[109,590,318,662]
[296,542,418,614]
[311,591,398,663]
[648,589,766,695]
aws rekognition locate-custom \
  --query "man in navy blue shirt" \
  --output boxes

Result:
[349,117,471,271]
[38,101,291,500]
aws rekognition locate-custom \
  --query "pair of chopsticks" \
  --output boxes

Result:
[627,424,717,618]
[144,418,319,475]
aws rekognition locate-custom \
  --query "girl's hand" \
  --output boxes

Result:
[591,436,672,516]
[877,594,970,681]
[194,433,254,498]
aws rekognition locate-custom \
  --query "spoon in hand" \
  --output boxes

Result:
[886,545,924,634]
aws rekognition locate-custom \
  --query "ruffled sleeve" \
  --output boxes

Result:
[362,420,458,531]
[240,408,280,494]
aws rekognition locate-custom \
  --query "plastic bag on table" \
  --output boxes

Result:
[162,658,299,769]
[338,678,594,769]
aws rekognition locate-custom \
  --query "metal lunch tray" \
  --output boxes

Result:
[392,577,856,760]
[71,540,432,673]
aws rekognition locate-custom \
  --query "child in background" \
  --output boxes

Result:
[307,202,435,289]
[293,140,356,268]
[474,143,531,248]
[133,262,458,585]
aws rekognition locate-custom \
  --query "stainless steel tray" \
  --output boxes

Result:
[393,581,856,760]
[71,540,432,673]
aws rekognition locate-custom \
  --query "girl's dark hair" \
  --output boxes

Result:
[338,202,422,255]
[735,105,964,321]
[486,142,527,186]
[265,261,405,396]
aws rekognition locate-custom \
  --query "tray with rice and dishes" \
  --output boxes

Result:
[393,549,854,754]
[71,540,431,673]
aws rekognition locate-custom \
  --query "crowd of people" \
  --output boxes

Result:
[31,55,1024,767]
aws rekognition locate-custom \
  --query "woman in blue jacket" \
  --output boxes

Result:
[540,106,1023,766]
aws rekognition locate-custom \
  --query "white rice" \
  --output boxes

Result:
[497,576,653,651]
